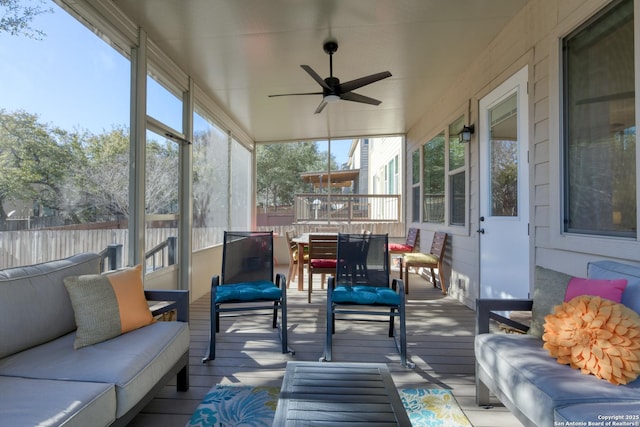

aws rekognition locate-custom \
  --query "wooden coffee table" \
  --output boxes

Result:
[273,361,411,426]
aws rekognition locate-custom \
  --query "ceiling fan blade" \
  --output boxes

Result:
[268,92,323,97]
[314,99,328,114]
[338,71,391,93]
[339,91,382,106]
[301,65,332,90]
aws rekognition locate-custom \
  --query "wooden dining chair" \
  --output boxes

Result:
[307,233,338,303]
[285,230,307,288]
[401,231,448,294]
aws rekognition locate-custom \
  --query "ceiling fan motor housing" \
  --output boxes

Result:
[323,39,338,55]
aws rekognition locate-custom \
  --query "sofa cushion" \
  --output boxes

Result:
[589,261,640,314]
[0,321,189,418]
[215,280,282,303]
[564,277,627,303]
[475,333,640,427]
[0,376,116,427]
[529,266,572,338]
[0,253,101,358]
[554,401,640,424]
[64,265,155,349]
[332,285,401,305]
[543,295,640,385]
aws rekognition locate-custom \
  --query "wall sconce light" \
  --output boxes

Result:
[458,124,475,143]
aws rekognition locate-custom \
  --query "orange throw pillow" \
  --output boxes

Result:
[542,295,640,385]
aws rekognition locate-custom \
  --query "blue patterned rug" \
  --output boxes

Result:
[186,384,472,427]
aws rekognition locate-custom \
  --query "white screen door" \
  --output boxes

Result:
[479,66,530,299]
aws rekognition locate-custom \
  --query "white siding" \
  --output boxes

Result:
[406,0,640,308]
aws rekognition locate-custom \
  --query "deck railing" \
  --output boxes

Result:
[294,194,400,223]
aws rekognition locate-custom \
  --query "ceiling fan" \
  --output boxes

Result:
[268,39,392,114]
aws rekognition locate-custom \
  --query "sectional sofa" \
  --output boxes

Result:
[475,261,640,427]
[0,253,190,426]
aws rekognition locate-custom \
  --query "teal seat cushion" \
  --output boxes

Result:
[332,285,400,306]
[215,280,281,303]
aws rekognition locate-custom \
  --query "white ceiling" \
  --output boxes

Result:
[113,0,529,143]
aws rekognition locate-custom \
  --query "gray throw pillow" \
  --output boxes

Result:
[528,266,572,338]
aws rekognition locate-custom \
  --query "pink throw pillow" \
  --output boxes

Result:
[563,277,628,303]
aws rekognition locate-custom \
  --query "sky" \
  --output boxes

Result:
[0,2,351,163]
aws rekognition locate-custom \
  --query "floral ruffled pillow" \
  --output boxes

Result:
[542,295,640,385]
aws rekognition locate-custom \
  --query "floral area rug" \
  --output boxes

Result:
[399,388,472,427]
[186,384,472,427]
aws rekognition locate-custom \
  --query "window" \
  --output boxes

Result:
[423,132,445,223]
[449,116,466,226]
[563,0,636,238]
[0,4,131,267]
[192,111,229,249]
[412,149,421,222]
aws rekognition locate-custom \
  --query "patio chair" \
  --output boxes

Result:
[202,231,293,362]
[401,231,448,294]
[285,230,307,288]
[322,233,413,368]
[307,233,338,303]
[388,227,419,256]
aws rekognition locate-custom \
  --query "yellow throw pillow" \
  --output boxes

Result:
[64,265,155,349]
[542,295,640,385]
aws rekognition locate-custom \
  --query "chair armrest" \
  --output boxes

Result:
[145,290,190,322]
[391,278,405,295]
[475,298,532,335]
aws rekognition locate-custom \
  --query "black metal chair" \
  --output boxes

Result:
[202,231,293,362]
[322,233,412,367]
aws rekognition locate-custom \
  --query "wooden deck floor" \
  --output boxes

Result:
[129,267,523,427]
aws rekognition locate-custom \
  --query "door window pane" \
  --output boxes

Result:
[489,93,518,217]
[563,0,636,237]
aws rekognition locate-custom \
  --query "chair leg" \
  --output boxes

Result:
[321,273,326,289]
[388,308,395,337]
[203,304,217,363]
[272,301,278,328]
[308,271,313,303]
[399,301,408,368]
[430,268,437,288]
[323,300,333,362]
[404,264,410,294]
[280,303,288,354]
[438,265,447,295]
[287,261,296,288]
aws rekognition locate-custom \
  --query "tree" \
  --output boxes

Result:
[0,109,75,219]
[256,142,326,208]
[0,0,52,40]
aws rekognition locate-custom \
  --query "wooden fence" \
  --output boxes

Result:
[0,223,405,270]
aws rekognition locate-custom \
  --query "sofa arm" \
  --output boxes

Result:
[475,298,532,335]
[145,290,190,322]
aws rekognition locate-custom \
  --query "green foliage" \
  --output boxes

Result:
[0,110,181,223]
[0,0,52,40]
[256,142,326,207]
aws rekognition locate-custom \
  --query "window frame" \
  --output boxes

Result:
[548,0,640,259]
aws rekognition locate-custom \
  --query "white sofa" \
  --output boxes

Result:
[0,253,190,426]
[475,261,640,427]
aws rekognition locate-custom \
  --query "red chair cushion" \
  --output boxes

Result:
[310,259,337,268]
[388,243,413,252]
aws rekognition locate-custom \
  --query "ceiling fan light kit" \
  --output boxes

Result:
[268,39,392,114]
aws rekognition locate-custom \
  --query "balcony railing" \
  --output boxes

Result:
[294,193,400,223]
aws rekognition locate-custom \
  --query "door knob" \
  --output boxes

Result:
[476,228,485,234]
